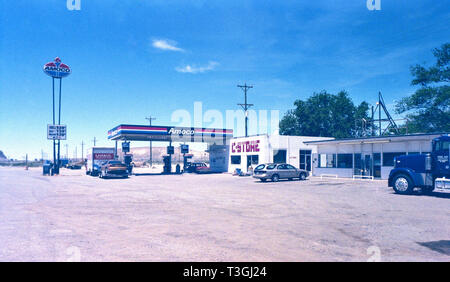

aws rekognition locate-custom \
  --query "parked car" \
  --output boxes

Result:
[253,163,309,182]
[185,162,210,174]
[99,160,128,179]
[66,163,82,169]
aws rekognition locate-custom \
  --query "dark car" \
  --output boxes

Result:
[185,162,210,174]
[99,160,128,179]
[66,163,82,169]
[253,163,309,182]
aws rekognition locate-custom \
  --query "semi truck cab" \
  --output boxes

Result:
[388,135,450,194]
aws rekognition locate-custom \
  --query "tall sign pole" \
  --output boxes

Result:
[43,57,71,175]
[237,83,254,137]
[145,116,156,167]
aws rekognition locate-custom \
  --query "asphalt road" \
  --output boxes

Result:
[0,167,449,261]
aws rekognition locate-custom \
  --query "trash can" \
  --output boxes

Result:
[43,164,51,175]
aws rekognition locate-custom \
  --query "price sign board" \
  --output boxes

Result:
[122,141,130,153]
[181,144,189,154]
[47,124,67,140]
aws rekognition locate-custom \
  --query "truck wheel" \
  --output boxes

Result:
[271,174,280,182]
[393,174,414,194]
[299,172,307,181]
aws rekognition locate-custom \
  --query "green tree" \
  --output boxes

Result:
[395,43,450,133]
[279,90,370,138]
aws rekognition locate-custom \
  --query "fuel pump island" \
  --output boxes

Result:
[107,124,233,174]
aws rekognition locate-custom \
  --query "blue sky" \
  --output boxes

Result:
[0,0,449,159]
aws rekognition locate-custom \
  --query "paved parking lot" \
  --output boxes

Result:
[0,167,449,261]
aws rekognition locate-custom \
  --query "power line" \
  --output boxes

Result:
[237,83,254,137]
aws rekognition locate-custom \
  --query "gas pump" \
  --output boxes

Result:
[181,144,190,173]
[163,144,174,174]
[183,155,193,172]
[122,141,132,175]
[163,156,171,174]
[124,154,133,175]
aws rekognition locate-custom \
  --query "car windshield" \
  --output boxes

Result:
[255,164,265,170]
[109,161,122,165]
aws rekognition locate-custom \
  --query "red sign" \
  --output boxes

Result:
[231,140,260,153]
[94,153,114,160]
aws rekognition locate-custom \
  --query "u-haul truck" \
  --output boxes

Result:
[86,147,115,176]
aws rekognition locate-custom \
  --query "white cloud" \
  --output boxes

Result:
[175,61,219,74]
[152,39,184,52]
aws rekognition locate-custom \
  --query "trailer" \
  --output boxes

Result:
[86,147,115,176]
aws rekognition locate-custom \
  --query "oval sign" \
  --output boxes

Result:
[43,57,71,78]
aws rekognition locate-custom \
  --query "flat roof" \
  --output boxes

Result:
[304,132,449,145]
[108,124,233,143]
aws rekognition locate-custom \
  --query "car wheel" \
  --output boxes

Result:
[393,174,414,194]
[271,174,280,182]
[299,172,307,181]
[99,170,102,178]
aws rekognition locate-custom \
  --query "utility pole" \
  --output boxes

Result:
[64,144,69,160]
[74,146,78,161]
[237,83,254,137]
[81,141,85,161]
[145,116,156,167]
[92,137,97,147]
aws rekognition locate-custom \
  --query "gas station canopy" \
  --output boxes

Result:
[108,124,233,143]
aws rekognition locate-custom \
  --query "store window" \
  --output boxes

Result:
[337,154,353,168]
[231,156,241,165]
[382,152,406,166]
[319,154,336,168]
[249,155,259,165]
[273,150,287,163]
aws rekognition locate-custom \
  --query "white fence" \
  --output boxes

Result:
[320,174,338,179]
[352,175,374,181]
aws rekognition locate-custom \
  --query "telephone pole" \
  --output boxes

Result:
[64,144,69,160]
[92,137,97,147]
[145,115,156,167]
[81,141,85,161]
[237,83,254,137]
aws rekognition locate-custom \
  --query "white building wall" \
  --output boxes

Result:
[228,135,332,173]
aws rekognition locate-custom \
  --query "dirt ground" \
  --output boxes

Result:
[0,166,449,262]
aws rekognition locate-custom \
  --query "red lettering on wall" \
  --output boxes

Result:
[231,140,261,153]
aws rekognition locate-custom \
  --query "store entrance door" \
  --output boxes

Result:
[299,150,312,171]
[362,154,373,177]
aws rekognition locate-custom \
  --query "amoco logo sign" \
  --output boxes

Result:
[168,128,195,135]
[43,57,71,78]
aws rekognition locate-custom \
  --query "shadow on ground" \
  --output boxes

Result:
[417,240,450,256]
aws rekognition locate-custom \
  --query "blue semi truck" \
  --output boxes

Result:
[388,135,450,194]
